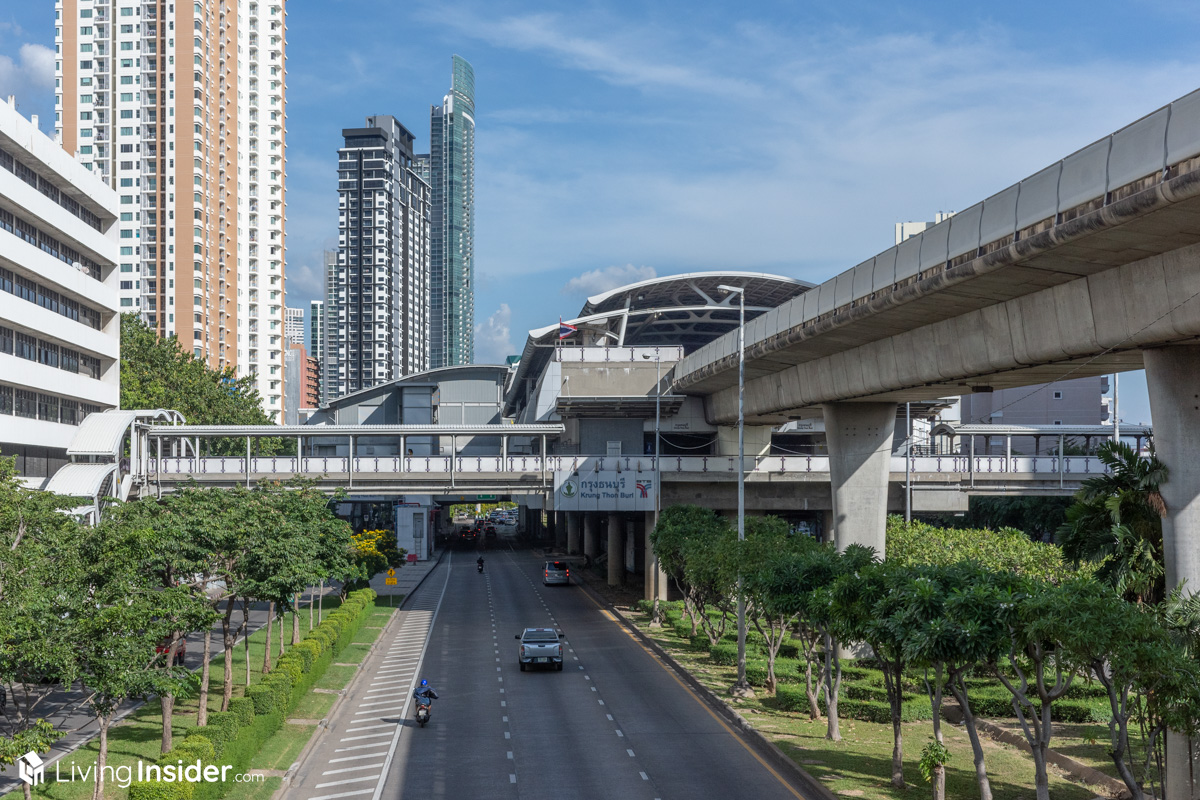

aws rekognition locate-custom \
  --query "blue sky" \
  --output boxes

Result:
[5,0,1199,424]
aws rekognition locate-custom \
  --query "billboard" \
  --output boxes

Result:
[554,461,657,512]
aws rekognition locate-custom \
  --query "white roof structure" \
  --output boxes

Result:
[43,462,117,499]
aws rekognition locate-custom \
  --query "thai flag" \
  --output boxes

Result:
[558,319,578,339]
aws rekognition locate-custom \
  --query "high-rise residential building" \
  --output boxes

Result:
[284,305,303,344]
[56,0,288,421]
[426,55,475,368]
[327,115,430,399]
[0,98,121,483]
[309,297,323,402]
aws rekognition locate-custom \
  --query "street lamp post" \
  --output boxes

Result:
[718,284,753,698]
[642,349,663,626]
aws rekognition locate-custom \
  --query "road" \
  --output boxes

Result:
[290,549,810,800]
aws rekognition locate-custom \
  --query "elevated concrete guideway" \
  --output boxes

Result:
[674,87,1200,423]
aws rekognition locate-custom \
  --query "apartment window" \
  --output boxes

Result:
[0,325,11,354]
[1054,420,1062,425]
[120,92,133,101]
[1052,391,1063,400]
[14,389,36,419]
[0,385,11,415]
[14,332,36,361]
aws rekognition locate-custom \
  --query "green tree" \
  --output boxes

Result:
[830,554,912,789]
[76,512,203,800]
[651,505,729,635]
[887,516,1080,582]
[737,517,805,694]
[681,521,738,647]
[0,459,83,800]
[1058,441,1167,605]
[119,314,287,454]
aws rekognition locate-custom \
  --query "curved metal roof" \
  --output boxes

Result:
[67,409,183,457]
[581,271,811,317]
[44,462,117,499]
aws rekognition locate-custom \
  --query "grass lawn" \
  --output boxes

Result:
[628,612,1112,800]
[21,601,395,800]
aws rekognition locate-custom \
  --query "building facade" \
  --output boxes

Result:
[426,55,475,368]
[327,116,430,401]
[0,98,121,482]
[55,0,287,420]
[284,305,303,344]
[309,297,324,402]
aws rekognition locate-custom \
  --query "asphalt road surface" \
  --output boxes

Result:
[292,549,811,800]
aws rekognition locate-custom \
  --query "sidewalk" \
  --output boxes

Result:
[367,550,444,602]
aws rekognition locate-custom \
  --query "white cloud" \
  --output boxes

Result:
[0,43,55,102]
[561,264,656,297]
[474,304,514,364]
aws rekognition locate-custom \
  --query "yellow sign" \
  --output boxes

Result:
[385,577,397,586]
[386,568,395,577]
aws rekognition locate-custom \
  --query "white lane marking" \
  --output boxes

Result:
[616,730,624,737]
[507,751,513,760]
[322,764,386,776]
[356,699,408,709]
[627,749,635,757]
[504,731,511,739]
[334,743,393,753]
[509,774,517,784]
[339,732,395,742]
[309,790,375,800]
[315,775,381,789]
[640,772,649,781]
[344,723,395,733]
[368,679,410,687]
[368,555,452,800]
[502,716,508,722]
[329,752,392,763]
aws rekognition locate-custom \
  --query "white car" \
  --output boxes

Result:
[516,628,564,671]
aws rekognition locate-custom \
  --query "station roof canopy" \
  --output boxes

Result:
[932,423,1152,437]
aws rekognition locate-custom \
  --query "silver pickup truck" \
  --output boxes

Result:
[515,628,564,671]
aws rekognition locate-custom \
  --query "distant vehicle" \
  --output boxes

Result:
[516,627,564,671]
[156,636,187,666]
[543,561,570,586]
[485,524,497,538]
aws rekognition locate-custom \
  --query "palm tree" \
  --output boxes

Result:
[1057,441,1167,605]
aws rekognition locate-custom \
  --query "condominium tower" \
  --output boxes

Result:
[0,98,121,482]
[426,55,475,368]
[327,115,430,400]
[55,0,288,420]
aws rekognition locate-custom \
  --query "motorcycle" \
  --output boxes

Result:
[415,699,431,727]
[477,561,484,573]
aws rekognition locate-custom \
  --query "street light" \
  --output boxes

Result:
[717,284,753,698]
[642,350,663,626]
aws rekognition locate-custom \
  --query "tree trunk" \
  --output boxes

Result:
[92,712,109,800]
[160,693,174,754]
[804,656,821,720]
[263,601,274,675]
[243,600,251,689]
[294,593,302,644]
[308,587,314,632]
[950,675,993,800]
[931,668,944,800]
[824,632,841,741]
[22,779,31,800]
[891,714,905,789]
[221,597,236,712]
[198,628,212,725]
[933,765,945,800]
[318,580,324,624]
[279,604,286,655]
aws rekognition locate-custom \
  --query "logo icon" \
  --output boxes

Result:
[17,751,45,786]
[636,481,652,498]
[560,479,578,499]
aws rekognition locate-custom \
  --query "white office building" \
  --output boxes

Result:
[0,98,121,484]
[284,305,303,344]
[56,0,288,421]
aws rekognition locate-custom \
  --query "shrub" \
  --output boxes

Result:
[177,735,216,763]
[273,657,304,684]
[129,780,195,800]
[818,693,934,723]
[773,684,812,713]
[246,684,277,715]
[228,697,255,728]
[778,643,800,660]
[206,711,241,744]
[709,643,738,666]
[291,641,318,671]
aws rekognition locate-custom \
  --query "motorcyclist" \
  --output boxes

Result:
[413,679,439,705]
[476,556,484,570]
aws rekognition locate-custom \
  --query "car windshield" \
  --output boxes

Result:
[524,630,557,642]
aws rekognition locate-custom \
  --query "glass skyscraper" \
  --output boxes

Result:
[427,55,476,367]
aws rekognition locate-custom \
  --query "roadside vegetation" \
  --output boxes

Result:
[0,459,402,798]
[648,441,1200,800]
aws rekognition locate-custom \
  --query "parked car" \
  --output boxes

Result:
[543,560,570,586]
[156,636,187,666]
[515,627,564,671]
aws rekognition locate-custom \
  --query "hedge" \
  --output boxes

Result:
[130,588,378,799]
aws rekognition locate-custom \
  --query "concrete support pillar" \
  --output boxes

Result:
[553,511,566,552]
[583,514,598,560]
[1145,346,1200,800]
[644,510,668,602]
[607,512,623,586]
[566,512,582,555]
[823,402,898,554]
